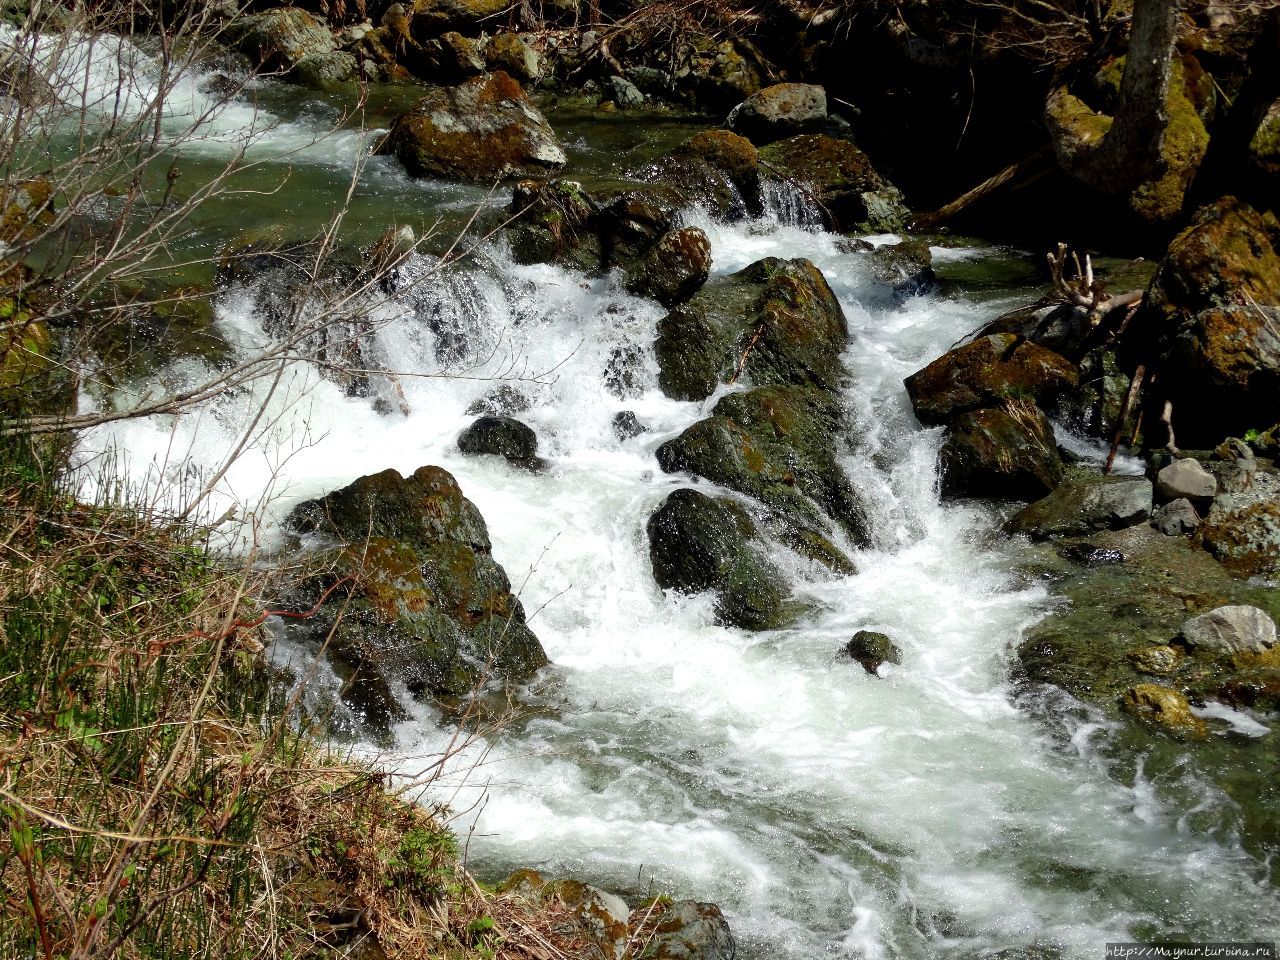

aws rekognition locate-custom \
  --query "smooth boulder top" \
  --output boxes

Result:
[1154,457,1218,504]
[727,82,828,144]
[1181,604,1277,655]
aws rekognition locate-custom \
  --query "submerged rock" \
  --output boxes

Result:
[378,71,566,182]
[1180,605,1277,656]
[867,239,936,299]
[905,333,1078,426]
[1006,473,1152,540]
[612,410,646,440]
[647,488,795,630]
[656,385,866,563]
[655,257,848,402]
[939,404,1063,501]
[727,82,827,144]
[758,134,908,233]
[846,630,901,674]
[284,466,549,725]
[1121,684,1207,738]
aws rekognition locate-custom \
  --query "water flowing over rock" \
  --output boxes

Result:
[727,82,828,144]
[655,257,848,402]
[378,71,567,181]
[1007,473,1153,539]
[758,134,909,233]
[1181,605,1277,655]
[939,404,1063,501]
[643,129,762,220]
[457,415,544,469]
[283,466,548,727]
[656,386,866,566]
[867,238,936,299]
[647,488,795,630]
[846,630,901,674]
[905,333,1078,426]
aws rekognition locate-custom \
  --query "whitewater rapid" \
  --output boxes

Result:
[54,40,1278,959]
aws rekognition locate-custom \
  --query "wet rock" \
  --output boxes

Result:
[727,82,827,144]
[1121,684,1208,738]
[284,466,549,721]
[687,37,765,113]
[655,385,865,565]
[1132,197,1280,445]
[641,900,735,960]
[938,404,1063,502]
[655,257,847,402]
[465,384,531,416]
[378,71,566,182]
[647,488,794,630]
[905,333,1077,426]
[624,226,711,307]
[643,129,762,220]
[612,410,646,440]
[228,7,337,75]
[758,134,908,233]
[606,74,645,109]
[1181,605,1277,656]
[505,179,601,273]
[604,343,645,399]
[457,415,542,467]
[1151,498,1201,536]
[484,32,542,84]
[291,50,357,87]
[1198,499,1280,578]
[0,178,52,246]
[1127,644,1181,676]
[1154,457,1217,505]
[846,630,901,674]
[1006,473,1152,540]
[867,239,935,299]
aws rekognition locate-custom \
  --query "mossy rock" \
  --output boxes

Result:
[643,129,762,220]
[284,466,549,727]
[938,402,1063,501]
[655,257,848,402]
[1121,683,1208,738]
[409,0,510,34]
[377,71,566,182]
[758,134,908,233]
[623,226,712,308]
[647,488,797,631]
[1197,499,1280,579]
[655,385,865,566]
[905,332,1078,426]
[0,178,53,246]
[1249,99,1280,179]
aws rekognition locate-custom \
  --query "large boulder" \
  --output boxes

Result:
[484,32,543,84]
[939,403,1063,501]
[758,134,908,233]
[457,415,543,468]
[1153,457,1217,505]
[647,489,794,630]
[727,83,827,144]
[655,386,866,566]
[904,333,1078,426]
[1006,473,1153,539]
[378,71,566,182]
[284,467,549,722]
[1133,197,1280,445]
[1180,605,1277,656]
[654,257,847,402]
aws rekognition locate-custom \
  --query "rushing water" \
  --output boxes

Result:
[46,35,1280,959]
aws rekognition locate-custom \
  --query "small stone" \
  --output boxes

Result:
[1180,605,1277,655]
[1151,497,1201,536]
[1121,683,1208,737]
[1127,645,1181,676]
[1154,457,1217,504]
[845,630,901,675]
[606,75,645,109]
[612,410,646,441]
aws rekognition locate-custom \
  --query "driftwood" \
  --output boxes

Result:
[911,149,1052,231]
